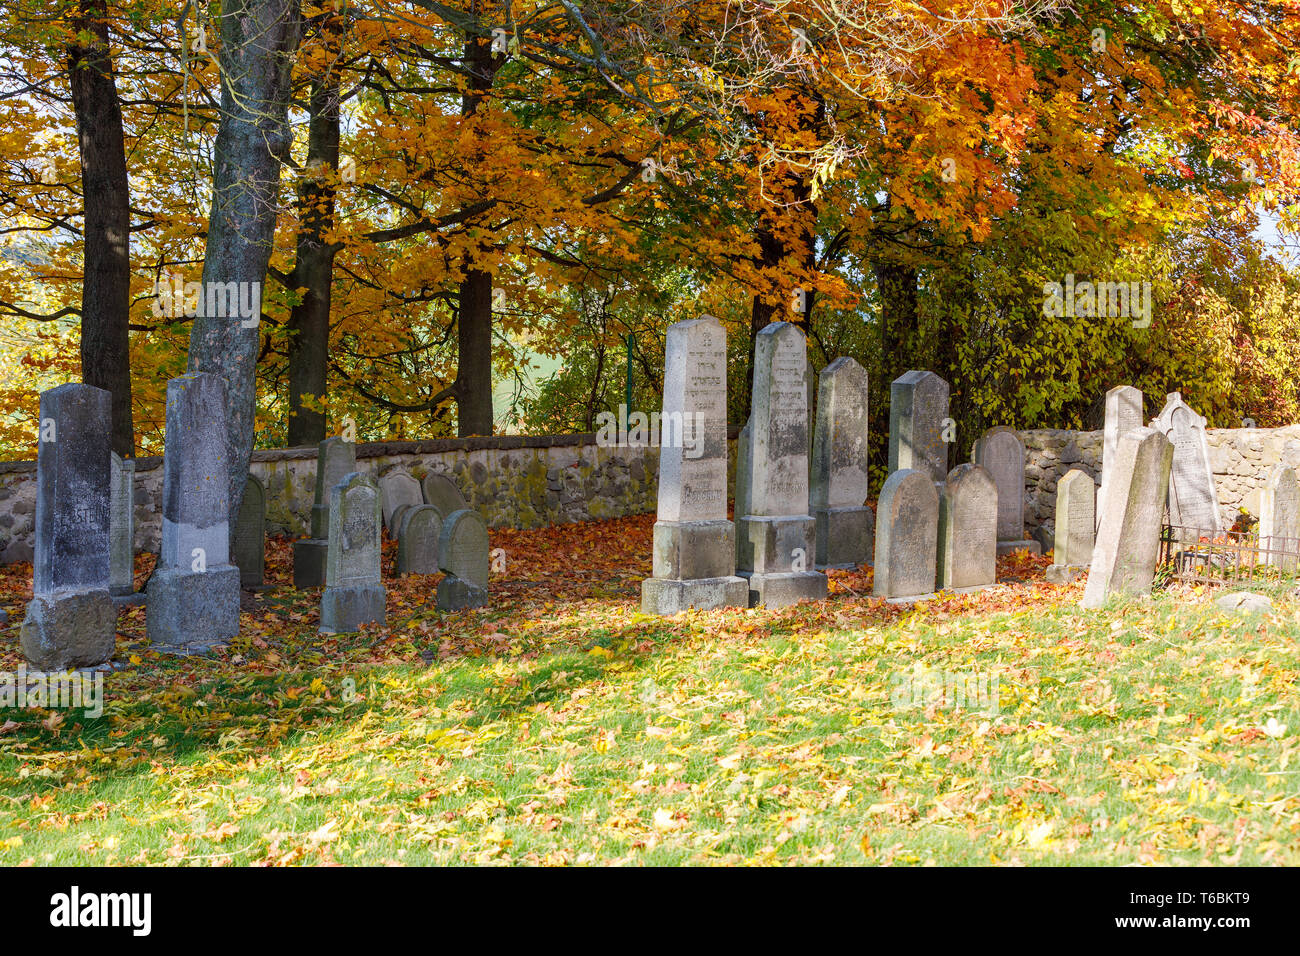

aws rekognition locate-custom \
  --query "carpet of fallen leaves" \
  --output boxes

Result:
[0,513,1297,866]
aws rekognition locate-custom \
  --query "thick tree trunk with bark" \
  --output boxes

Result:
[286,77,340,447]
[68,0,134,456]
[189,0,300,529]
[453,24,503,437]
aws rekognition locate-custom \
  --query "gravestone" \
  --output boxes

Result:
[293,436,356,587]
[888,370,949,482]
[1098,385,1144,529]
[233,474,266,588]
[873,469,940,602]
[1150,392,1220,539]
[437,509,491,610]
[642,316,748,614]
[973,426,1039,555]
[20,384,117,669]
[734,322,828,608]
[810,357,873,569]
[734,421,751,520]
[936,463,997,591]
[422,472,468,516]
[1046,468,1096,584]
[397,504,442,574]
[109,452,138,603]
[379,468,422,533]
[146,373,241,651]
[319,472,386,632]
[1081,427,1173,609]
[1259,463,1299,571]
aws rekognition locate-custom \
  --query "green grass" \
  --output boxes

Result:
[0,538,1297,865]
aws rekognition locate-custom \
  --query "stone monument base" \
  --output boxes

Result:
[112,591,146,607]
[742,570,828,609]
[653,519,736,580]
[320,584,387,633]
[814,506,874,569]
[146,565,240,650]
[996,539,1042,556]
[21,589,117,670]
[885,592,938,604]
[435,575,488,611]
[293,538,328,588]
[640,575,748,615]
[1045,564,1087,584]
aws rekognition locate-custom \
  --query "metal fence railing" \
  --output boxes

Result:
[1159,524,1300,586]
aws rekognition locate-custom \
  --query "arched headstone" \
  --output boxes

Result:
[320,472,386,632]
[422,472,469,517]
[937,463,997,592]
[397,504,442,575]
[436,509,489,609]
[872,469,939,602]
[234,474,266,588]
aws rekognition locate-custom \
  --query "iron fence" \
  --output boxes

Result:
[1159,524,1300,586]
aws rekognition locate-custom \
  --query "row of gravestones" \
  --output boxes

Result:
[289,436,492,631]
[18,377,493,672]
[637,317,1300,615]
[639,317,1037,611]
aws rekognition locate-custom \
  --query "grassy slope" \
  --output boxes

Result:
[0,515,1296,865]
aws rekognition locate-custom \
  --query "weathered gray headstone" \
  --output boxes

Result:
[873,469,940,602]
[20,384,117,669]
[436,508,491,610]
[1259,463,1299,571]
[888,370,949,482]
[936,463,997,591]
[811,357,873,569]
[233,474,266,588]
[1150,392,1220,539]
[1046,468,1096,584]
[973,426,1038,555]
[422,472,468,516]
[1098,385,1144,529]
[319,472,386,632]
[1081,427,1173,609]
[293,436,356,587]
[379,468,422,533]
[146,373,241,651]
[397,504,442,575]
[734,322,828,608]
[109,452,137,601]
[642,317,747,614]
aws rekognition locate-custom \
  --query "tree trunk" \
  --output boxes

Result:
[188,0,300,529]
[68,0,134,456]
[456,267,494,436]
[286,76,341,447]
[873,257,919,374]
[453,21,503,437]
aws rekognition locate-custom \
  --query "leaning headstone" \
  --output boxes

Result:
[642,316,748,614]
[379,468,422,533]
[146,373,241,651]
[436,509,491,610]
[1259,463,1299,571]
[1081,427,1173,609]
[319,472,386,632]
[1098,385,1144,528]
[734,322,828,608]
[873,469,940,602]
[811,357,873,569]
[109,452,139,603]
[396,504,442,575]
[422,472,469,516]
[20,384,117,670]
[1046,469,1096,584]
[888,370,950,482]
[1150,392,1220,539]
[293,436,356,587]
[936,463,997,591]
[233,474,266,588]
[973,425,1038,555]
